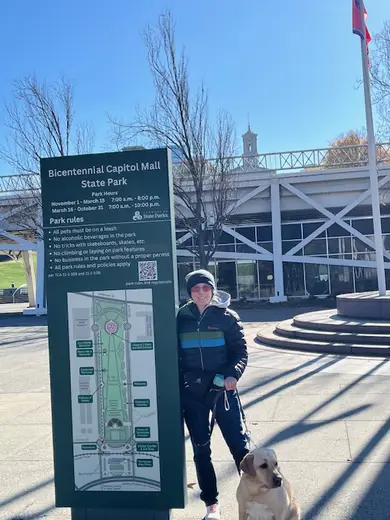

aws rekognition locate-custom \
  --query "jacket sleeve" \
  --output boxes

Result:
[223,310,248,380]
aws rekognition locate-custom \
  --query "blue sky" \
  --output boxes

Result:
[0,0,388,175]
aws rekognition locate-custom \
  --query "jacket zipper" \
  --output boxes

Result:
[197,308,209,372]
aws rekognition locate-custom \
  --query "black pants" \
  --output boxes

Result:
[183,389,249,506]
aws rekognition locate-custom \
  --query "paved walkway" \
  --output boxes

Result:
[1,306,390,519]
[0,303,29,316]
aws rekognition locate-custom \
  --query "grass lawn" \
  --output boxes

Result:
[0,256,37,289]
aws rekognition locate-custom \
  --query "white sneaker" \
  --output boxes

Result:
[204,503,220,520]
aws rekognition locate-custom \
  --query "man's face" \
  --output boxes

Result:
[190,283,213,309]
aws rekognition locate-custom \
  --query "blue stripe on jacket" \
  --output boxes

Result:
[180,338,226,349]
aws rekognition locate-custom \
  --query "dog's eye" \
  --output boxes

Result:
[260,463,268,469]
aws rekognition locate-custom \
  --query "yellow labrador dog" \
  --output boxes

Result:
[236,447,300,520]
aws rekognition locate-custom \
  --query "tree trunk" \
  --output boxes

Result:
[22,251,36,308]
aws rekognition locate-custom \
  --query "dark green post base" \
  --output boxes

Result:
[71,508,171,520]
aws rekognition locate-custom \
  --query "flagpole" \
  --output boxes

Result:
[359,0,387,295]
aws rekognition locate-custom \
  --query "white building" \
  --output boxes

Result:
[174,129,390,302]
[0,131,389,312]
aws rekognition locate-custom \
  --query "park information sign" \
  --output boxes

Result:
[40,149,186,511]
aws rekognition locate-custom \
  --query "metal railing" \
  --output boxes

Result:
[0,142,390,194]
[12,283,27,303]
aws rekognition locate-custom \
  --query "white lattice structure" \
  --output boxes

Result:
[1,130,390,312]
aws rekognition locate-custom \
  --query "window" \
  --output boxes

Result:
[352,219,374,235]
[352,237,374,254]
[178,262,194,301]
[235,226,255,241]
[384,235,390,253]
[259,242,273,253]
[303,222,326,238]
[256,226,272,242]
[354,267,378,292]
[329,266,354,295]
[382,217,390,234]
[328,237,352,254]
[282,241,302,255]
[216,244,235,252]
[236,244,256,253]
[282,224,302,240]
[327,223,351,238]
[217,262,237,299]
[305,264,330,296]
[237,261,259,300]
[219,230,235,244]
[258,261,275,298]
[283,263,305,296]
[176,231,192,245]
[304,239,327,256]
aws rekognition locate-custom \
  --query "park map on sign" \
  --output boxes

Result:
[67,289,161,492]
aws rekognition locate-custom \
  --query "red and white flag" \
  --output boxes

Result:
[353,0,371,62]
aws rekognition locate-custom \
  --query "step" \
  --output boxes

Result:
[294,309,390,335]
[256,326,390,357]
[277,319,390,346]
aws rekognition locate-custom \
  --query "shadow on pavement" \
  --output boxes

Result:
[0,335,48,348]
[242,355,342,410]
[10,504,55,519]
[0,477,53,511]
[348,453,390,520]
[260,358,389,448]
[304,418,390,519]
[217,358,389,489]
[239,353,329,393]
[0,316,47,328]
[185,354,333,442]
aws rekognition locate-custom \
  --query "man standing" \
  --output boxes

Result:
[177,269,249,520]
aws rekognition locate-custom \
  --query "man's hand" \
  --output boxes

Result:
[224,376,237,391]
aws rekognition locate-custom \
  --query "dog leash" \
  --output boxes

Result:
[209,390,230,436]
[208,389,257,449]
[237,389,258,449]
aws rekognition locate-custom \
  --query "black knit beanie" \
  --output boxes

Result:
[185,269,216,295]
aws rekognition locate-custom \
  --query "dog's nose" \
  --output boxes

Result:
[273,475,282,487]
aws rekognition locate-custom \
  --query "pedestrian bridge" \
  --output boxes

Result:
[1,142,389,314]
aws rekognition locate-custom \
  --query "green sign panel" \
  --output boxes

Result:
[76,349,93,358]
[76,340,93,349]
[79,367,94,376]
[78,395,93,403]
[135,427,151,438]
[136,442,159,452]
[137,459,153,468]
[134,399,150,408]
[131,342,154,350]
[41,149,186,510]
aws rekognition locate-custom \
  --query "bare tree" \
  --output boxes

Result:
[111,12,237,268]
[0,75,95,237]
[370,21,390,140]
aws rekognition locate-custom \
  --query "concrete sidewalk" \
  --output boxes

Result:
[1,306,390,519]
[0,303,29,316]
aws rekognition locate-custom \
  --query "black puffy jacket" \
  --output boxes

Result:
[176,291,248,380]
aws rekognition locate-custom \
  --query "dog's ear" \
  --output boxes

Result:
[240,453,256,477]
